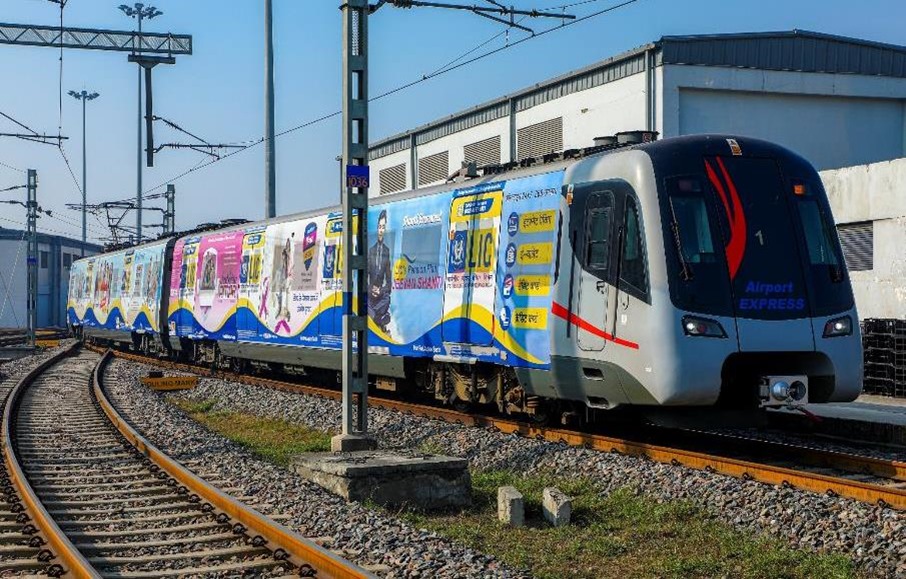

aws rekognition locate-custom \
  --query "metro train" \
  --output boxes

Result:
[68,133,862,422]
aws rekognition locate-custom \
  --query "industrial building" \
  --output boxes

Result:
[367,29,906,321]
[368,29,906,194]
[0,228,101,329]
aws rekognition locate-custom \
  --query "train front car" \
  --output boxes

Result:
[638,135,862,410]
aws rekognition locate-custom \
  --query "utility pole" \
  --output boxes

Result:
[333,0,374,452]
[68,89,100,255]
[264,0,276,218]
[330,0,574,451]
[164,183,175,234]
[26,169,37,348]
[119,3,164,244]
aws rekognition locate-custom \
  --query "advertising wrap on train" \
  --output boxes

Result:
[165,170,564,369]
[67,244,167,334]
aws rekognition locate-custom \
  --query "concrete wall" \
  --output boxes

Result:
[822,158,906,319]
[663,65,906,170]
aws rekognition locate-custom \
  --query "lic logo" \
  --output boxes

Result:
[448,231,467,273]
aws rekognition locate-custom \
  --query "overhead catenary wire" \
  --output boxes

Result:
[0,111,39,136]
[45,209,108,238]
[0,160,26,174]
[132,0,640,201]
[0,214,92,238]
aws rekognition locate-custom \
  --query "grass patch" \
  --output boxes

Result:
[398,470,855,579]
[172,398,330,465]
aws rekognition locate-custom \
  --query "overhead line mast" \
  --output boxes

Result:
[333,0,575,451]
[0,18,192,244]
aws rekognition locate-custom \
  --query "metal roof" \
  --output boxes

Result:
[0,227,103,251]
[660,30,906,77]
[369,30,906,158]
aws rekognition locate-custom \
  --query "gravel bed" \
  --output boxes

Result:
[145,366,906,578]
[0,341,75,393]
[104,359,524,579]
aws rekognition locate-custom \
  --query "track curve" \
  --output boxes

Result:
[2,345,373,578]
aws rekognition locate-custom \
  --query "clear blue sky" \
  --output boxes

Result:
[0,0,903,243]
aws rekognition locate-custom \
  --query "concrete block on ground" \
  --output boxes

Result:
[542,487,571,527]
[293,449,470,510]
[330,433,378,452]
[497,486,524,527]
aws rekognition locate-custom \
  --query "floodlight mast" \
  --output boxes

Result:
[68,89,100,254]
[119,3,164,244]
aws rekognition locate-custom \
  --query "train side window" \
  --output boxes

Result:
[797,199,842,268]
[620,196,648,298]
[584,193,613,270]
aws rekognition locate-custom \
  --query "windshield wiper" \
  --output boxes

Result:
[670,221,693,281]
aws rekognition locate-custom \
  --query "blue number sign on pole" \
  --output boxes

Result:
[346,165,370,189]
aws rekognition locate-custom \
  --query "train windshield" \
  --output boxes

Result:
[790,179,852,316]
[664,155,851,321]
[665,177,734,314]
[706,156,810,320]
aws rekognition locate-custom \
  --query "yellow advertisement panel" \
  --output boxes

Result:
[520,210,557,233]
[515,275,550,296]
[465,227,497,272]
[513,307,548,330]
[517,242,552,266]
[450,191,502,223]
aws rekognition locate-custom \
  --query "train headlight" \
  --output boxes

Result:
[681,316,727,338]
[822,316,852,338]
[771,381,791,400]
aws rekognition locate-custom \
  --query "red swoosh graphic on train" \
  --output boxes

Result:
[704,157,747,280]
[551,302,640,350]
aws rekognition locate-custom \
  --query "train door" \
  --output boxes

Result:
[613,192,649,347]
[576,191,615,351]
[442,190,502,345]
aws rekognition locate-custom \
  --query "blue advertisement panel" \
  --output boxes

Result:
[494,172,562,368]
[367,192,449,356]
[368,170,564,369]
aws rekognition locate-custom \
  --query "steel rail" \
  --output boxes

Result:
[98,347,906,511]
[661,428,906,482]
[2,342,100,578]
[91,350,375,579]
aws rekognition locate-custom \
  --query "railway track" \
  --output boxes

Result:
[0,329,68,348]
[96,346,906,512]
[1,344,373,578]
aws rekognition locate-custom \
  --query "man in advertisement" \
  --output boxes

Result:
[368,209,392,333]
